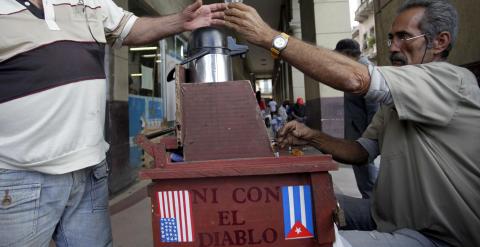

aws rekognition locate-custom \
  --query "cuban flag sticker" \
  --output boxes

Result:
[281,185,315,240]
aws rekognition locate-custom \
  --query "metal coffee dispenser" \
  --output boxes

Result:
[182,27,249,83]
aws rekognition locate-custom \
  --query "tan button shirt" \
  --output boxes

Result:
[363,62,480,247]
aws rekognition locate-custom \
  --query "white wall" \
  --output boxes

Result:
[110,0,129,101]
[290,0,305,102]
[112,47,130,101]
[314,0,351,98]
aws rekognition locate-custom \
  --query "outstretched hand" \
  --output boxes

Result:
[182,0,227,31]
[219,3,277,48]
[277,121,316,148]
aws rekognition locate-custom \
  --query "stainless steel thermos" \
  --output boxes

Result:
[184,27,248,83]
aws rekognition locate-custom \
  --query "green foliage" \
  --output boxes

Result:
[367,36,376,49]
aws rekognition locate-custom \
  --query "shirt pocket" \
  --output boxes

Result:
[0,184,41,247]
[50,0,101,8]
[63,2,106,43]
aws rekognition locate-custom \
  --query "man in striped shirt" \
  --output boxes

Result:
[0,0,226,246]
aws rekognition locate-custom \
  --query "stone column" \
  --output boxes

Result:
[312,0,351,138]
[290,0,305,103]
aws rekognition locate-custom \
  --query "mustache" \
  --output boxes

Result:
[390,52,407,66]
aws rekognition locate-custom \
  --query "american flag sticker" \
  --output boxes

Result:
[157,190,194,243]
[281,185,315,240]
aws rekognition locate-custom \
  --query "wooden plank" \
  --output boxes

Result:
[176,65,186,147]
[139,155,337,180]
[311,173,336,245]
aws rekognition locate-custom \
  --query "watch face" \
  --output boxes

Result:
[274,37,287,49]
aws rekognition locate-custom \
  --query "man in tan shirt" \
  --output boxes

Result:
[219,0,479,246]
[0,1,226,246]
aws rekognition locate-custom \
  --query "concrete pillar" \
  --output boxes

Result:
[111,47,130,101]
[298,0,322,131]
[107,0,137,194]
[290,0,305,103]
[313,0,351,138]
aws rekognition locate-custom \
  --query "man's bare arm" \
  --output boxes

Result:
[307,130,369,165]
[222,3,371,94]
[277,121,369,165]
[124,1,226,46]
[123,15,185,46]
[278,38,371,94]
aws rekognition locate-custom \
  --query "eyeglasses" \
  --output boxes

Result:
[387,33,426,48]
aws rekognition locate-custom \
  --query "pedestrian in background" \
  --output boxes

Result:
[292,97,306,123]
[268,98,277,115]
[278,101,289,124]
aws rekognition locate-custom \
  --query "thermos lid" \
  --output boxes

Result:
[188,27,227,52]
[183,27,248,65]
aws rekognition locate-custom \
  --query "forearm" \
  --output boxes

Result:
[123,15,186,46]
[308,130,369,165]
[286,38,370,94]
[223,4,370,93]
[259,34,371,94]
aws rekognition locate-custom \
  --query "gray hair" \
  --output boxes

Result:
[398,0,458,58]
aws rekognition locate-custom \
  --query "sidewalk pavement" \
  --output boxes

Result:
[109,148,361,247]
[110,179,153,247]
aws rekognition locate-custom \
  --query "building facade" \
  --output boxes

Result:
[353,0,377,62]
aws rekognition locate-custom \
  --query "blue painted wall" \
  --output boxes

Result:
[128,95,164,167]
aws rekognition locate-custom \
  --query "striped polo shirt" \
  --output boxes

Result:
[0,0,137,174]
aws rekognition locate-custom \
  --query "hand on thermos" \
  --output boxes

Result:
[182,0,227,31]
[222,3,278,48]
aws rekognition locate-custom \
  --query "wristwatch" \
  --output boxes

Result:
[271,32,290,59]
